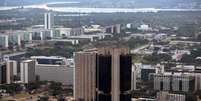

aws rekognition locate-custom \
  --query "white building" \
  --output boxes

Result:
[157,92,185,101]
[31,56,74,85]
[6,60,18,84]
[154,33,168,41]
[56,27,84,37]
[20,60,35,83]
[0,34,9,48]
[137,24,152,31]
[132,65,137,90]
[82,25,103,33]
[151,73,196,92]
[44,12,54,30]
[68,33,113,42]
[30,29,53,40]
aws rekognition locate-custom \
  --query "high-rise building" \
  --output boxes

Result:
[8,33,21,47]
[0,34,9,48]
[20,60,35,83]
[74,47,132,101]
[44,12,54,30]
[74,51,97,101]
[6,60,17,84]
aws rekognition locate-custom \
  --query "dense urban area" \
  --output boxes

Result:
[0,1,201,101]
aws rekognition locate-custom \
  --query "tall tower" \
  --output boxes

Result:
[20,60,35,83]
[74,51,97,101]
[6,60,17,84]
[44,12,54,30]
[74,47,132,101]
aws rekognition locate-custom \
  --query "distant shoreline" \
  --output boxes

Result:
[0,2,201,13]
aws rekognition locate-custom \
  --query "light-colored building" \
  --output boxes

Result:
[137,24,152,31]
[104,24,121,34]
[44,12,54,29]
[48,39,79,45]
[0,34,9,48]
[83,25,104,33]
[20,60,35,83]
[31,56,74,85]
[8,33,21,47]
[56,27,84,37]
[6,60,18,84]
[74,51,97,101]
[30,29,53,40]
[132,65,137,90]
[74,47,132,101]
[20,32,32,43]
[132,98,156,101]
[156,92,185,101]
[68,33,113,42]
[151,73,196,92]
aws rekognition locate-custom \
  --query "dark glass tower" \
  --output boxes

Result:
[75,47,132,101]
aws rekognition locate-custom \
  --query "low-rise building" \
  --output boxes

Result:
[156,92,185,101]
[31,56,74,85]
[151,73,196,92]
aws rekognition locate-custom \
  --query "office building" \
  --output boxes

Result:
[0,34,9,48]
[8,33,21,47]
[134,63,163,81]
[20,60,35,83]
[74,47,132,101]
[105,24,121,34]
[44,12,54,29]
[74,51,97,101]
[31,56,74,85]
[151,73,196,92]
[52,29,61,38]
[0,62,7,84]
[56,27,84,37]
[6,60,18,84]
[20,32,32,43]
[156,92,185,101]
[31,29,53,40]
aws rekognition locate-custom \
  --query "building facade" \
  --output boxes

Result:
[156,92,185,101]
[6,60,18,84]
[31,56,74,85]
[74,47,132,101]
[44,12,54,30]
[20,60,35,83]
[0,62,7,84]
[0,34,9,48]
[151,73,196,92]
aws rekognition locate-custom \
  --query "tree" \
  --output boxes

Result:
[49,82,62,96]
[180,54,195,64]
[38,95,49,101]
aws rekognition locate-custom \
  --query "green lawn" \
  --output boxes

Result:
[132,54,143,63]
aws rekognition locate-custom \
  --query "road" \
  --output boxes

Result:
[130,44,150,54]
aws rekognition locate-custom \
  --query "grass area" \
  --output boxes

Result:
[1,93,30,101]
[14,93,30,99]
[132,54,143,63]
